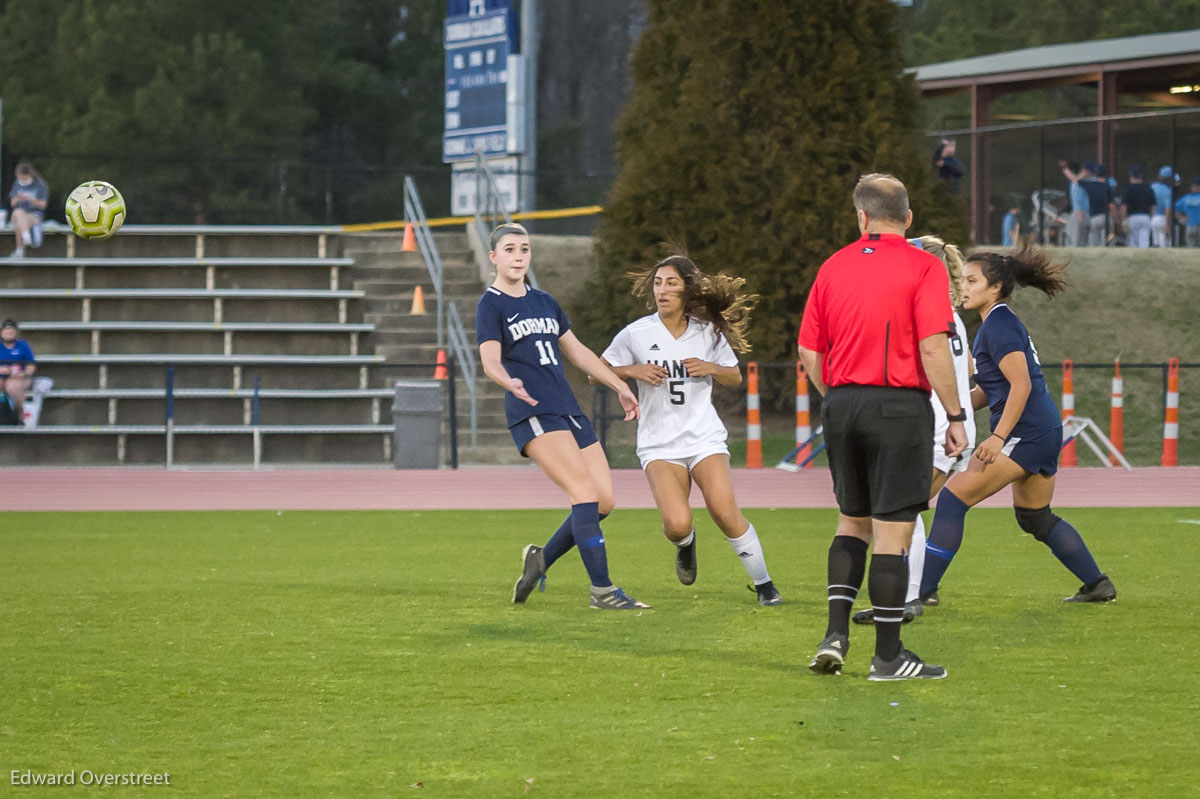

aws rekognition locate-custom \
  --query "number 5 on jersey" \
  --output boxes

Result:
[668,379,685,405]
[535,340,559,366]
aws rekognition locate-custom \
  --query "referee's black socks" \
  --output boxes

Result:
[825,535,868,638]
[869,554,908,661]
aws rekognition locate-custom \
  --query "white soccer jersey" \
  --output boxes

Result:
[603,314,740,466]
[931,311,977,472]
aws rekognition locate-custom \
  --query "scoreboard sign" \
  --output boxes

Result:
[443,8,510,162]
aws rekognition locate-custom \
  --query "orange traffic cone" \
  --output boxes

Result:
[410,285,427,315]
[434,349,449,380]
[402,222,416,252]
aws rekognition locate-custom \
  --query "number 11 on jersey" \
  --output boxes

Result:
[535,340,559,366]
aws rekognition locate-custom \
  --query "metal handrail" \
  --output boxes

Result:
[446,301,479,447]
[473,153,538,289]
[403,176,445,350]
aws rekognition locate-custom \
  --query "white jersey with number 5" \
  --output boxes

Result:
[603,314,740,466]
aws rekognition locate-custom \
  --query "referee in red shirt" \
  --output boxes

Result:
[799,173,967,681]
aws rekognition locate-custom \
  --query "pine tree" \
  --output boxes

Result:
[583,0,968,376]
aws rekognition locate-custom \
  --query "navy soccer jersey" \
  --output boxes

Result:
[972,303,1060,439]
[476,286,583,426]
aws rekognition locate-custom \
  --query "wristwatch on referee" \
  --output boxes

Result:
[945,409,967,422]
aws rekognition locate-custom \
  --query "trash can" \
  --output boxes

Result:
[393,380,443,469]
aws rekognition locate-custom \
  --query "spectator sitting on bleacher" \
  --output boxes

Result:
[0,319,37,423]
[7,162,49,259]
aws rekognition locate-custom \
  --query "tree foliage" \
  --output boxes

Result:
[0,0,444,222]
[584,0,968,372]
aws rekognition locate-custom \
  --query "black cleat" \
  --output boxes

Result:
[675,538,697,585]
[1063,575,1117,603]
[868,648,947,681]
[589,587,651,610]
[512,544,546,603]
[750,580,782,606]
[920,590,940,607]
[852,601,923,625]
[808,633,849,675]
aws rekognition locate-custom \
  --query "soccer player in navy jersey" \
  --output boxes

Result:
[476,223,650,610]
[919,245,1117,605]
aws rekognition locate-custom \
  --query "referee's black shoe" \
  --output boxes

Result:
[808,633,849,675]
[675,538,697,585]
[868,648,947,681]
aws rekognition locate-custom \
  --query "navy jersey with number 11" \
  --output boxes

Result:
[476,286,583,426]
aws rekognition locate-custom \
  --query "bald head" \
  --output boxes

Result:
[853,173,911,228]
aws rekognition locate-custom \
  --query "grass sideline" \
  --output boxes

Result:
[3,509,1198,797]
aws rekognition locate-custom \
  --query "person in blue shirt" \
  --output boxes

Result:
[476,223,649,610]
[0,318,37,422]
[1001,205,1020,246]
[1150,166,1175,247]
[1173,176,1200,248]
[1059,161,1089,246]
[918,245,1116,605]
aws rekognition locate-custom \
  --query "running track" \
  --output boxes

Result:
[1,466,1197,511]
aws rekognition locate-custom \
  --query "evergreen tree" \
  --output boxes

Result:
[585,0,968,376]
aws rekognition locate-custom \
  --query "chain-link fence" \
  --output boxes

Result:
[925,108,1200,245]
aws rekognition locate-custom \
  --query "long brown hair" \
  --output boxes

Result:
[629,252,759,353]
[970,242,1069,299]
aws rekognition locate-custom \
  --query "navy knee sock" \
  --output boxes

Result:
[1044,517,1103,585]
[570,502,611,588]
[825,535,868,638]
[919,488,969,599]
[543,511,607,569]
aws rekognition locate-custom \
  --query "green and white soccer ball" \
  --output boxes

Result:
[65,180,127,240]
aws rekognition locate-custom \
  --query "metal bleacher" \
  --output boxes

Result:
[0,225,423,466]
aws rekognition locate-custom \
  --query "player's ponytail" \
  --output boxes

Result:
[970,242,1068,299]
[629,251,759,353]
[913,235,965,306]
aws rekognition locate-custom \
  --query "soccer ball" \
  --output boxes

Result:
[65,180,127,240]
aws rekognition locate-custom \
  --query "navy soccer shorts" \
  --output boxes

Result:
[510,413,599,456]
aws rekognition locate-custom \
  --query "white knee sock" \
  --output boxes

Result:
[727,522,770,585]
[907,513,927,604]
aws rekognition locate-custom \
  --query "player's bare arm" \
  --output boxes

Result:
[975,351,1031,464]
[479,339,538,407]
[560,331,640,420]
[797,346,829,396]
[682,358,741,387]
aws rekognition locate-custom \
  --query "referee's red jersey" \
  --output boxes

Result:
[798,233,954,391]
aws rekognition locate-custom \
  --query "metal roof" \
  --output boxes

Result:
[911,29,1200,83]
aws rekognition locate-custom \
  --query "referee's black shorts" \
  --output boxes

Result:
[822,385,934,522]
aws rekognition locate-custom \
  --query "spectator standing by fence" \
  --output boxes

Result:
[933,139,965,194]
[1151,167,1175,247]
[1175,177,1200,248]
[1060,161,1089,247]
[1122,166,1155,248]
[1081,163,1115,246]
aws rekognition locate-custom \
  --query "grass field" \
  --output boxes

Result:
[4,509,1200,796]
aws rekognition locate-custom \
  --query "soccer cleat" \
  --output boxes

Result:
[921,590,940,607]
[750,580,782,606]
[512,544,546,604]
[1062,575,1117,603]
[589,587,651,610]
[851,601,923,625]
[808,633,849,675]
[675,538,697,585]
[868,648,947,681]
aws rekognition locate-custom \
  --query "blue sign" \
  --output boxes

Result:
[443,8,510,162]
